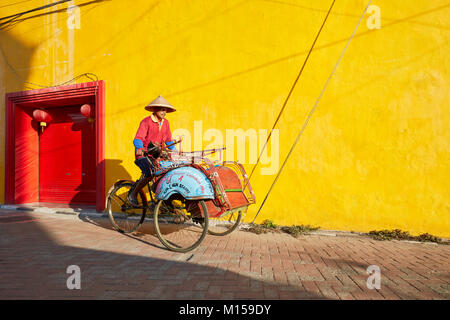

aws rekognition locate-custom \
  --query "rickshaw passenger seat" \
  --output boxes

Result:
[153,160,181,176]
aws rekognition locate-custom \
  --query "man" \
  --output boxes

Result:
[127,95,176,206]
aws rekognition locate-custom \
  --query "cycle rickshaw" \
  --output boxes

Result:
[105,141,256,252]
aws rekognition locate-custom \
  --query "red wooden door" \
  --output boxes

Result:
[39,105,96,204]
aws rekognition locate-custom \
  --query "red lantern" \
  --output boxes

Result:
[80,104,94,122]
[33,109,52,132]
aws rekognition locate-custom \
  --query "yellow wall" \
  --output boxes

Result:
[1,0,449,237]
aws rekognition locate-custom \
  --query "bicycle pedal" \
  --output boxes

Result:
[122,203,139,210]
[173,216,186,223]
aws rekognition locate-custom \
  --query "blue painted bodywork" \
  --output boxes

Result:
[154,165,215,200]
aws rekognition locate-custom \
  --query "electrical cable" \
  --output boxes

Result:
[0,1,99,90]
[250,0,372,224]
[0,0,71,21]
[0,30,98,88]
[0,0,36,10]
[246,0,336,183]
[0,0,71,31]
[0,42,98,88]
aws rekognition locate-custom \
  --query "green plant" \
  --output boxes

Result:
[261,219,277,229]
[367,229,445,244]
[415,233,443,244]
[246,219,279,234]
[282,224,320,237]
[246,224,269,234]
[368,229,412,241]
[245,221,320,237]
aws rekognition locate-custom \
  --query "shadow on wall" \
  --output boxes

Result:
[0,30,35,91]
[1,0,110,208]
[1,0,111,31]
[70,159,133,210]
[103,158,134,188]
[0,29,36,204]
[1,29,107,208]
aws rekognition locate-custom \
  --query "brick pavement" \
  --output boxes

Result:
[0,209,448,300]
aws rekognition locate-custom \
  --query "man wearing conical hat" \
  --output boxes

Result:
[127,95,177,206]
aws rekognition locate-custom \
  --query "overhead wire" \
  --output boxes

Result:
[0,41,99,89]
[0,0,71,31]
[1,0,370,220]
[246,0,336,184]
[0,0,99,89]
[0,0,71,21]
[0,0,37,10]
[0,39,98,89]
[250,0,373,224]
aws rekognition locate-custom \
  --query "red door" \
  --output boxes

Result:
[39,105,96,204]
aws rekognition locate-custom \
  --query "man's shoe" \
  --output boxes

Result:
[127,177,151,207]
[127,194,139,207]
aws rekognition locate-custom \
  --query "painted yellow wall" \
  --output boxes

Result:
[1,0,449,237]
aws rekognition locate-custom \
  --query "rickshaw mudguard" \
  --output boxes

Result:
[154,166,215,200]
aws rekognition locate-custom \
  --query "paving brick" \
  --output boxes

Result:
[334,290,355,300]
[263,286,279,299]
[301,281,321,296]
[0,209,448,300]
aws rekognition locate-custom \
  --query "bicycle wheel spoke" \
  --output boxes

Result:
[208,210,242,236]
[111,194,125,207]
[115,193,127,204]
[107,182,146,233]
[154,199,209,252]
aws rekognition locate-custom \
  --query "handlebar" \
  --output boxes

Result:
[142,139,183,159]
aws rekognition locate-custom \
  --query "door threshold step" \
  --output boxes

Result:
[0,203,100,216]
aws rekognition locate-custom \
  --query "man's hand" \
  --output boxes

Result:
[160,150,169,159]
[136,148,144,156]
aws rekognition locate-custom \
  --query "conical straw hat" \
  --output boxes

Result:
[145,95,176,112]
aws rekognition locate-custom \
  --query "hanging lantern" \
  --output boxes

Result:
[33,109,52,133]
[80,104,94,122]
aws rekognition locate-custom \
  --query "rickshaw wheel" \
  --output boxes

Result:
[107,182,147,233]
[153,198,209,253]
[207,210,242,236]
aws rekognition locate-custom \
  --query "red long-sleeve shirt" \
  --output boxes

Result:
[134,114,172,159]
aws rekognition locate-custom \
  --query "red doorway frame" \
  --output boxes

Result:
[5,81,105,212]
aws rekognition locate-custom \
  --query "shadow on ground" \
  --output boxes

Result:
[0,211,325,300]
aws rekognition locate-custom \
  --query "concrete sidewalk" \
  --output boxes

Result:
[0,208,448,300]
